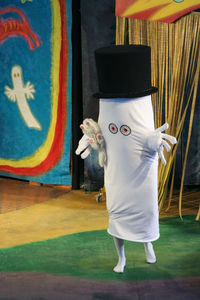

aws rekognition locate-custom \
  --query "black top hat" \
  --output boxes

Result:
[93,45,158,99]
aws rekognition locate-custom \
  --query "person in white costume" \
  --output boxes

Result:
[76,45,177,273]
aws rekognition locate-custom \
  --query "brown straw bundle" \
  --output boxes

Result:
[116,13,200,219]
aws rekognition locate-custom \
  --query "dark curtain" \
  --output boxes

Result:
[80,0,115,191]
[175,84,200,188]
[72,0,83,189]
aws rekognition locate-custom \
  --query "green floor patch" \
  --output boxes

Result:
[0,215,200,281]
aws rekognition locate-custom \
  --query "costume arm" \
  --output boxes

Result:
[75,118,107,167]
[145,123,177,165]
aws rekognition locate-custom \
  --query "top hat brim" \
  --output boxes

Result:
[93,86,158,99]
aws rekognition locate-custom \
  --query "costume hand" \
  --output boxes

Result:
[146,123,177,165]
[75,134,92,159]
[75,118,107,167]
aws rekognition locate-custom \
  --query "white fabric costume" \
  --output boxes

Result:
[76,95,176,243]
[76,44,177,272]
[76,95,176,272]
[98,95,159,242]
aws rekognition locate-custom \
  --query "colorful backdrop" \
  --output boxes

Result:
[116,0,200,23]
[0,0,72,185]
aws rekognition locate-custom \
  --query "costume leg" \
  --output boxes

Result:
[144,242,156,263]
[113,237,126,273]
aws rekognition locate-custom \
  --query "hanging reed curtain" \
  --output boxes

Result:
[116,13,200,219]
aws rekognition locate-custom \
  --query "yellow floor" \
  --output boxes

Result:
[1,177,199,250]
[0,190,108,249]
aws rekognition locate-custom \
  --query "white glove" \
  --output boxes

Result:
[145,123,177,165]
[75,118,107,167]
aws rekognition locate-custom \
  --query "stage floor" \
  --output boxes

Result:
[0,177,200,299]
[0,176,199,248]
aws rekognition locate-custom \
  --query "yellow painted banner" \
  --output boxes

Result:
[115,0,200,23]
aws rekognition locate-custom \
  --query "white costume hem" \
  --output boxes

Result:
[107,229,160,243]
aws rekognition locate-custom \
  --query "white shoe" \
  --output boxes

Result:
[113,258,126,273]
[144,242,156,264]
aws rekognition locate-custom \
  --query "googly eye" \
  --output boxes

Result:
[120,125,131,136]
[109,123,118,134]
